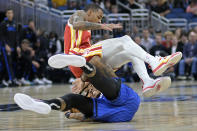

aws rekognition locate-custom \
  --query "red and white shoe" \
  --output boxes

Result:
[142,77,171,97]
[151,52,182,76]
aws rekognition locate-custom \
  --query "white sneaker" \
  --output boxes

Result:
[48,54,86,69]
[2,80,9,87]
[14,93,51,114]
[42,77,52,84]
[20,78,31,85]
[13,79,22,86]
[151,52,182,76]
[33,78,44,85]
[142,77,171,97]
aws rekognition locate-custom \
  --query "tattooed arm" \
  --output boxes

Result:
[69,11,122,31]
[69,11,102,30]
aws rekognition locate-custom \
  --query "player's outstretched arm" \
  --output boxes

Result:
[71,11,122,31]
[73,21,122,31]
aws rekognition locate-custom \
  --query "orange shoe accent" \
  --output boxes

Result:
[142,79,160,92]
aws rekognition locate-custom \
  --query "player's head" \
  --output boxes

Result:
[6,8,14,21]
[21,39,30,50]
[84,4,103,23]
[28,19,35,30]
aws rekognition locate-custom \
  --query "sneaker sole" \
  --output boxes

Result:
[48,54,86,69]
[14,93,51,114]
[143,77,171,97]
[153,52,182,76]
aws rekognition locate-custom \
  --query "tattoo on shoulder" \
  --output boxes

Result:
[69,11,102,30]
[70,11,85,24]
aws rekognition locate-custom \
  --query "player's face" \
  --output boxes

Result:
[6,10,14,21]
[88,9,103,23]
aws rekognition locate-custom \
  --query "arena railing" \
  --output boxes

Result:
[167,18,188,31]
[151,11,161,31]
[131,9,149,30]
[0,0,132,39]
[151,11,188,32]
[20,0,35,25]
[188,22,197,30]
[116,0,150,32]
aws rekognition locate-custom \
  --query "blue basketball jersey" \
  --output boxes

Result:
[92,83,140,122]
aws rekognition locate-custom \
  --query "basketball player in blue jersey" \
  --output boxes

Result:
[14,55,171,122]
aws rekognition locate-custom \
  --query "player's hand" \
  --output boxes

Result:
[16,47,21,57]
[101,23,122,31]
[72,78,89,94]
[65,111,85,120]
[32,61,40,68]
[5,44,12,54]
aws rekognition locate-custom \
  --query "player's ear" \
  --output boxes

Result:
[86,10,92,16]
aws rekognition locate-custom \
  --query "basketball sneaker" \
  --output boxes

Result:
[142,77,171,97]
[14,93,51,114]
[48,54,86,69]
[151,52,182,76]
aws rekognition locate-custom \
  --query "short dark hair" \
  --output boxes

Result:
[84,4,103,12]
[21,39,30,45]
[28,19,34,24]
[6,8,13,13]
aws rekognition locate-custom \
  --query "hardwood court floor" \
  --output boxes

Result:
[0,81,197,131]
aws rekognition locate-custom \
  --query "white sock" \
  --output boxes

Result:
[131,57,153,84]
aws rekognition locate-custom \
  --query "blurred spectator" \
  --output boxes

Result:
[150,34,168,56]
[36,29,49,51]
[52,0,67,8]
[148,26,155,39]
[127,0,139,9]
[48,32,62,57]
[179,31,197,79]
[17,39,33,85]
[162,31,173,54]
[113,28,125,38]
[34,39,52,84]
[170,35,181,76]
[134,36,146,51]
[111,4,119,14]
[141,29,154,52]
[67,0,81,10]
[150,0,171,17]
[186,0,197,15]
[134,36,141,45]
[131,26,140,38]
[177,31,188,53]
[120,0,139,13]
[173,0,189,9]
[103,0,112,14]
[20,20,37,46]
[171,35,181,54]
[0,8,21,86]
[155,28,162,36]
[103,33,111,40]
[175,28,182,40]
[92,0,105,9]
